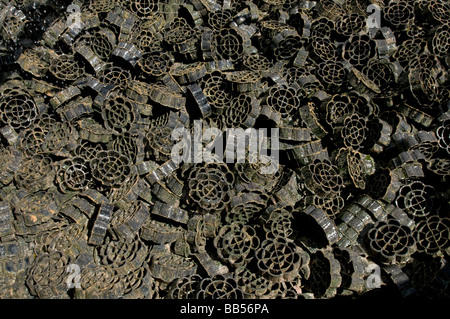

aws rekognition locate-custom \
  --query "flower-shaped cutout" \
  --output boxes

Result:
[341,114,368,151]
[366,219,416,264]
[166,274,203,299]
[256,237,306,282]
[415,216,450,255]
[395,181,438,219]
[266,86,300,118]
[301,159,344,198]
[197,275,244,299]
[91,150,132,188]
[96,236,148,273]
[437,120,450,155]
[384,1,415,26]
[188,163,234,213]
[0,88,38,130]
[26,252,70,299]
[214,222,260,268]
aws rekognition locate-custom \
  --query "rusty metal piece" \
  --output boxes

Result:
[261,204,294,240]
[373,27,398,58]
[316,59,347,92]
[299,102,328,139]
[186,215,207,251]
[33,224,85,257]
[427,0,450,25]
[42,121,79,156]
[243,53,273,74]
[49,54,85,83]
[101,93,136,135]
[150,253,197,284]
[384,264,416,298]
[309,37,336,63]
[415,216,450,255]
[151,201,189,225]
[265,85,300,119]
[339,114,369,151]
[316,0,346,21]
[138,52,173,78]
[437,119,450,155]
[98,65,132,91]
[214,222,259,268]
[56,157,91,193]
[407,255,446,297]
[202,71,233,115]
[392,131,439,160]
[302,193,345,220]
[343,35,376,68]
[88,200,113,246]
[0,87,38,130]
[226,183,269,224]
[95,235,148,276]
[310,17,334,39]
[75,264,123,299]
[166,274,202,299]
[393,38,427,70]
[129,0,160,17]
[0,201,15,242]
[170,62,207,86]
[383,0,415,28]
[91,150,132,188]
[111,41,143,67]
[109,201,149,242]
[224,70,262,93]
[146,125,176,162]
[0,4,27,42]
[270,29,302,61]
[256,236,308,283]
[335,196,387,250]
[121,264,159,299]
[365,218,416,265]
[0,147,21,186]
[223,92,260,127]
[323,93,353,128]
[187,163,234,213]
[365,167,400,203]
[297,205,340,248]
[399,103,434,128]
[214,27,245,61]
[15,154,55,193]
[187,83,212,118]
[26,251,71,299]
[300,159,343,198]
[197,274,244,299]
[140,219,184,244]
[334,148,374,190]
[395,181,439,220]
[427,158,450,178]
[333,247,368,296]
[234,266,273,299]
[1,0,450,300]
[305,249,341,298]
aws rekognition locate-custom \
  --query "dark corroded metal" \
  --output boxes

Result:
[0,0,449,300]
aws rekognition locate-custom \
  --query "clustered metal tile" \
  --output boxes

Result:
[0,0,449,299]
